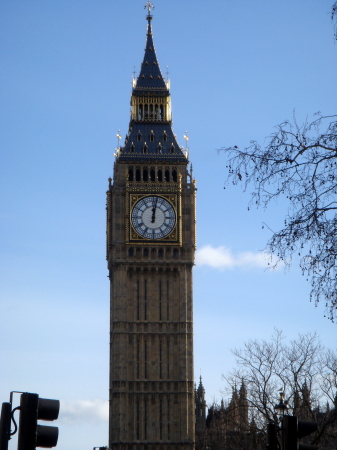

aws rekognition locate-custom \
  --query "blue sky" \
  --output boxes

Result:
[1,1,336,449]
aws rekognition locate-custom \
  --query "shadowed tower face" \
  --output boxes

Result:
[106,5,196,450]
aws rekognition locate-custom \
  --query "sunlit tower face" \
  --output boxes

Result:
[106,5,196,450]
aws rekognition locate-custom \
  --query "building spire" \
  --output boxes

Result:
[116,4,187,163]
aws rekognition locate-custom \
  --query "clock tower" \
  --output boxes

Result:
[106,5,196,450]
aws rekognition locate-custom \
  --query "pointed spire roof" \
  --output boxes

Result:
[133,11,168,94]
[117,5,188,164]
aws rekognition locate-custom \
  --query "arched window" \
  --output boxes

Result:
[128,168,134,181]
[165,170,170,182]
[157,143,162,154]
[130,143,135,153]
[158,249,164,258]
[144,104,149,119]
[155,104,159,119]
[163,131,168,142]
[149,104,154,118]
[128,248,134,257]
[160,105,164,120]
[143,143,148,154]
[150,169,155,182]
[158,169,163,182]
[173,249,179,258]
[170,144,175,154]
[150,131,155,142]
[137,131,142,142]
[143,248,149,257]
[136,168,141,182]
[143,168,148,181]
[172,169,177,182]
[138,104,143,120]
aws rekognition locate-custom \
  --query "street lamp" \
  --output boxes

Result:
[274,392,289,450]
[275,391,288,420]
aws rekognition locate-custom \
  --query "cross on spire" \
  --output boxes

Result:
[144,1,155,14]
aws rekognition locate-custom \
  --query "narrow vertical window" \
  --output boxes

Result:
[172,169,177,182]
[165,169,170,182]
[167,397,170,440]
[159,340,162,379]
[159,280,162,321]
[137,340,140,379]
[144,339,147,379]
[136,169,141,182]
[159,397,163,440]
[167,339,170,378]
[129,168,134,180]
[138,104,143,120]
[166,280,169,320]
[150,168,155,181]
[144,397,147,440]
[136,399,140,440]
[137,281,140,320]
[158,169,163,182]
[144,280,147,321]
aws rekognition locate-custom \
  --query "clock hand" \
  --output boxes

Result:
[151,197,158,223]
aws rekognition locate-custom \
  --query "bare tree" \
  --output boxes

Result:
[221,330,337,448]
[333,1,337,39]
[222,2,337,322]
[222,113,337,321]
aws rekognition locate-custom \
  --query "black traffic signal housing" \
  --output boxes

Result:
[17,393,60,450]
[0,403,12,450]
[283,414,318,450]
[266,422,279,450]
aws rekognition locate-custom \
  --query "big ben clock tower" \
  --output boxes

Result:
[106,4,196,450]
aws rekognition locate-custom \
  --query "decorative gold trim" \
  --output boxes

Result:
[126,191,182,245]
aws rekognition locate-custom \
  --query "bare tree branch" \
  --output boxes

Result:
[221,114,337,321]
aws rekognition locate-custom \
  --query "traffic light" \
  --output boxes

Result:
[0,403,12,450]
[283,414,318,450]
[266,422,278,450]
[17,393,60,450]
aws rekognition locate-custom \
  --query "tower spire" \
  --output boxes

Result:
[116,4,187,163]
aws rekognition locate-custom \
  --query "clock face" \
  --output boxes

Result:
[131,196,176,240]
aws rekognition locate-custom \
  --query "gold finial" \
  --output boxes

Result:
[116,130,122,147]
[144,1,155,14]
[184,131,189,149]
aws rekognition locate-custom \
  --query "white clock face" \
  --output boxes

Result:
[131,196,176,240]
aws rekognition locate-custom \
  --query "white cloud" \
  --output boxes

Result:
[59,398,109,424]
[195,245,277,270]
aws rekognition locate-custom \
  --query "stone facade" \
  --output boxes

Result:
[106,7,196,450]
